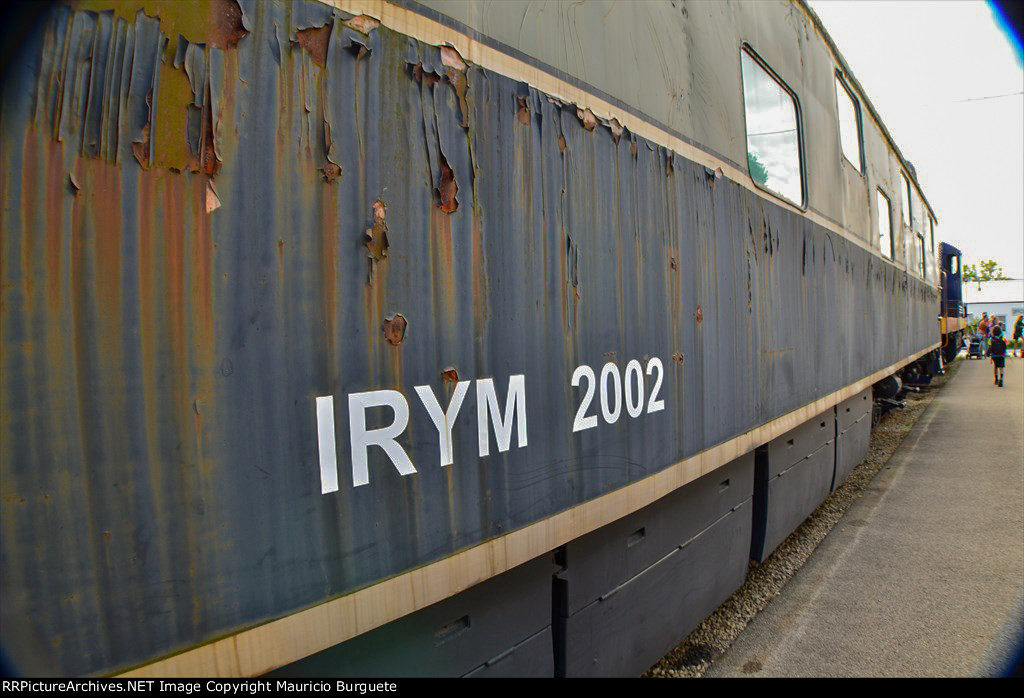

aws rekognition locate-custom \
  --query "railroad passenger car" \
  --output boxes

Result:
[0,0,943,676]
[939,242,968,364]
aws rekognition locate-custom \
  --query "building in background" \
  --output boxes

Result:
[965,279,1024,330]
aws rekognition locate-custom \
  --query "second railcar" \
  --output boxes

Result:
[1,0,941,677]
[940,242,968,364]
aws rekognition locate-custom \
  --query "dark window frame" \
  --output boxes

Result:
[739,43,807,210]
[834,71,865,174]
[877,188,894,260]
[901,171,913,227]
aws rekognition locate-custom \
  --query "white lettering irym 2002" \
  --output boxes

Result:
[315,357,665,493]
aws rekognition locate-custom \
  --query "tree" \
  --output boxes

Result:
[962,259,1011,282]
[748,152,769,187]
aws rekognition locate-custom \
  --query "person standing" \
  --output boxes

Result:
[978,313,991,355]
[1013,315,1023,358]
[988,327,1007,387]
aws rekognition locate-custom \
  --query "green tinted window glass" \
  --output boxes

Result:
[741,50,803,206]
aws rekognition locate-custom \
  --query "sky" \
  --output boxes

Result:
[809,0,1024,279]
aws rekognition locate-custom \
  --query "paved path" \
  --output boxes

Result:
[709,357,1024,677]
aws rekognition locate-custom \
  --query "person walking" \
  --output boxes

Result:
[988,327,1007,387]
[1013,315,1023,358]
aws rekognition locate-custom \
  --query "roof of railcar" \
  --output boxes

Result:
[797,0,940,223]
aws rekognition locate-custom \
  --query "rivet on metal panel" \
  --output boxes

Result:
[577,107,597,131]
[696,306,703,323]
[673,352,685,363]
[383,314,408,346]
[442,367,460,383]
[322,161,342,182]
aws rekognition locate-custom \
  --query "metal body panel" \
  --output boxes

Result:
[558,453,754,617]
[766,408,834,479]
[837,387,873,432]
[462,627,553,678]
[415,0,940,280]
[0,0,940,675]
[752,440,835,562]
[268,554,555,678]
[834,412,871,490]
[562,499,753,677]
[752,407,835,562]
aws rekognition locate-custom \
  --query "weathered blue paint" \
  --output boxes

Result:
[0,0,938,675]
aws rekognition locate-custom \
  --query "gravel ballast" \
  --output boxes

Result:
[645,358,964,678]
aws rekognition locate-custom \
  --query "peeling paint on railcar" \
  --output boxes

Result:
[0,0,939,677]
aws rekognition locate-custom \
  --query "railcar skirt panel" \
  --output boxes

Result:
[0,0,938,675]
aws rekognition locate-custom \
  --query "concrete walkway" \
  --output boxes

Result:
[709,357,1024,677]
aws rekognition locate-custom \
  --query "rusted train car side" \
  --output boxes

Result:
[1,0,940,676]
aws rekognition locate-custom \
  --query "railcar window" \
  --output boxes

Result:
[901,171,912,226]
[835,74,863,172]
[917,234,926,277]
[877,189,893,259]
[741,49,803,206]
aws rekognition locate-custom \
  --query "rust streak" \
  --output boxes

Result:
[45,137,64,311]
[364,200,389,269]
[439,46,466,72]
[517,97,531,126]
[89,158,123,321]
[209,0,249,49]
[438,156,458,214]
[608,117,623,143]
[193,176,214,347]
[297,25,331,68]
